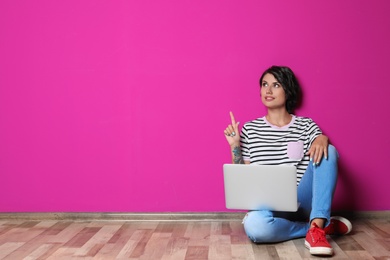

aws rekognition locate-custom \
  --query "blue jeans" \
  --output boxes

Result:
[243,145,339,243]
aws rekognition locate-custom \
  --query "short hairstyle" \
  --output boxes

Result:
[259,66,302,113]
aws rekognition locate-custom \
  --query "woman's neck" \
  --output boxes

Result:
[265,110,292,127]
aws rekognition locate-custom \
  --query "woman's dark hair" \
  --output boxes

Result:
[259,66,301,114]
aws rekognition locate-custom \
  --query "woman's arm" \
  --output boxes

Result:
[231,144,250,164]
[307,134,329,165]
[224,112,250,164]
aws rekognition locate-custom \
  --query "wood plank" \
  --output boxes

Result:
[0,242,24,259]
[333,233,364,251]
[222,221,233,235]
[184,246,209,260]
[17,221,40,228]
[74,224,122,257]
[86,243,105,257]
[39,221,73,236]
[230,221,250,245]
[33,220,58,228]
[369,218,390,234]
[354,220,388,240]
[365,219,390,239]
[292,238,316,259]
[0,226,45,244]
[210,222,222,235]
[0,223,19,236]
[327,236,349,258]
[94,243,119,259]
[110,234,139,259]
[63,227,101,247]
[161,237,189,260]
[231,244,256,260]
[377,238,390,251]
[2,222,86,259]
[22,243,56,260]
[187,222,211,247]
[50,222,89,243]
[155,222,176,233]
[32,243,64,260]
[274,240,302,259]
[251,243,278,259]
[345,250,376,259]
[139,231,172,259]
[129,229,154,258]
[3,231,60,259]
[171,222,189,238]
[45,246,79,259]
[208,234,232,259]
[92,222,139,258]
[352,231,390,257]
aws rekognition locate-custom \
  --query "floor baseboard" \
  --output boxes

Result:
[0,212,247,221]
[0,211,389,221]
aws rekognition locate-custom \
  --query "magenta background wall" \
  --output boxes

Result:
[1,1,389,212]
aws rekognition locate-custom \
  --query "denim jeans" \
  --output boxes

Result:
[242,145,339,243]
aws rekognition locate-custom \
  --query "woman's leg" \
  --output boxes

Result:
[243,210,309,243]
[298,144,339,227]
[242,145,339,243]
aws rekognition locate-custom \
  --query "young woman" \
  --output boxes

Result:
[224,66,352,256]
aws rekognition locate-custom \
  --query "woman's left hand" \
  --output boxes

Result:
[307,134,329,165]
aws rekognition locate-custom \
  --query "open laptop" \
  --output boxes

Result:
[223,164,299,212]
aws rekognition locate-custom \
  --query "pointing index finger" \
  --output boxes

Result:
[230,111,236,125]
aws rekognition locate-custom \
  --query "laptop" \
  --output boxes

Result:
[223,164,299,212]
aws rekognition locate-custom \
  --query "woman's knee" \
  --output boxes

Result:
[243,210,277,243]
[327,144,339,161]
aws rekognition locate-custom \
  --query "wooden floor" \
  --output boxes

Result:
[0,217,390,259]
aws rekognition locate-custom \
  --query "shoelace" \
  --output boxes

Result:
[310,225,327,243]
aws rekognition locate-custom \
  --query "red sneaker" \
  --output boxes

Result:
[324,216,352,235]
[305,223,333,256]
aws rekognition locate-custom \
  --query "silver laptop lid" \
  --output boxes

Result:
[223,164,298,212]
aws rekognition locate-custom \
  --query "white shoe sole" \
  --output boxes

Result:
[305,241,334,256]
[330,216,353,235]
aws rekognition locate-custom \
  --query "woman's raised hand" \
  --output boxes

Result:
[224,111,240,146]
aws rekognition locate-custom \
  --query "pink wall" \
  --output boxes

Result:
[1,1,389,212]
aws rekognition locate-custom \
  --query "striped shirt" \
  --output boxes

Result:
[240,115,322,185]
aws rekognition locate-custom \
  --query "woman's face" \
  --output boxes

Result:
[260,73,287,111]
